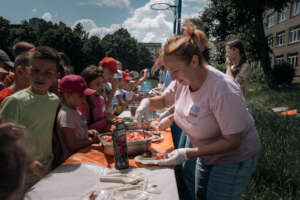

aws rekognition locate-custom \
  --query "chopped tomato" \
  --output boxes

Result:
[155,153,167,160]
[101,131,151,142]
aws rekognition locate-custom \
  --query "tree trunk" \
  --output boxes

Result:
[254,11,275,88]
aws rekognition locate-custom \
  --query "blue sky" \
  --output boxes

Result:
[0,0,207,42]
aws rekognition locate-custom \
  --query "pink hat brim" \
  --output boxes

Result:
[83,88,96,96]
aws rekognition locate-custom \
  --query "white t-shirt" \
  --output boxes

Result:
[113,89,133,106]
[102,82,113,113]
[57,105,89,162]
[163,65,261,165]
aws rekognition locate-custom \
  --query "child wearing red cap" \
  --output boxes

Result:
[99,57,119,114]
[56,75,100,163]
[78,65,110,132]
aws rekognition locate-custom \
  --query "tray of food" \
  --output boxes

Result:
[98,130,155,156]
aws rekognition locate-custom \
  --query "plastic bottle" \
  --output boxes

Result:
[112,121,129,169]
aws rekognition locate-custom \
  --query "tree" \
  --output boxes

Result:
[81,36,105,67]
[102,28,153,71]
[0,17,11,54]
[195,0,292,88]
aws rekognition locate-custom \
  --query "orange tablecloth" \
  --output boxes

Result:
[64,130,174,168]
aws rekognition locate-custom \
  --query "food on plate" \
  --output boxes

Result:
[89,191,98,200]
[155,153,168,160]
[139,152,168,161]
[100,131,151,143]
[123,117,135,123]
[142,151,152,158]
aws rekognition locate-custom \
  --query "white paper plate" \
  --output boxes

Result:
[134,155,159,165]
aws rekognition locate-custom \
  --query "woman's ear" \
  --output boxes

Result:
[191,55,199,68]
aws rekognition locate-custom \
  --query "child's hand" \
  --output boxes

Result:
[0,122,26,139]
[132,93,140,100]
[88,129,98,137]
[29,160,48,178]
[88,129,100,143]
[143,69,147,79]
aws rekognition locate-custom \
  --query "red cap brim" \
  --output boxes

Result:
[124,76,132,82]
[83,88,96,96]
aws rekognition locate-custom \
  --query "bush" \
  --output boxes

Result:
[214,63,226,73]
[242,104,300,199]
[250,66,265,83]
[272,62,295,86]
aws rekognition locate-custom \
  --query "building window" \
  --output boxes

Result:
[278,7,288,22]
[288,53,298,68]
[275,55,285,65]
[291,0,300,17]
[267,12,275,28]
[276,31,286,46]
[267,35,274,47]
[289,26,300,43]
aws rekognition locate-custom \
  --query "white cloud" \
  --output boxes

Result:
[72,19,121,39]
[41,12,52,22]
[123,0,174,43]
[80,0,130,8]
[74,0,206,43]
[32,8,37,13]
[185,0,208,3]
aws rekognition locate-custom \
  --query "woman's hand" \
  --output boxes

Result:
[157,148,188,166]
[158,115,173,130]
[135,98,150,127]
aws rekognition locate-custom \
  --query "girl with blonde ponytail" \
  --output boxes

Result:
[135,20,260,200]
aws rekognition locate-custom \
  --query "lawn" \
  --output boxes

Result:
[242,82,300,200]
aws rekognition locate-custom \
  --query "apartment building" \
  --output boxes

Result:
[264,0,300,77]
[140,42,162,56]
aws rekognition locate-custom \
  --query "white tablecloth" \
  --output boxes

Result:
[25,163,179,200]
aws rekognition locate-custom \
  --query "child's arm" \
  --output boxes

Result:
[105,79,118,109]
[88,119,107,132]
[60,127,95,152]
[129,69,147,91]
[87,96,108,132]
[117,93,138,107]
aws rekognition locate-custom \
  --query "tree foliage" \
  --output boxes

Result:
[194,0,292,88]
[0,17,153,74]
[102,29,153,71]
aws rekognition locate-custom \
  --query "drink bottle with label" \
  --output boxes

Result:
[112,121,129,169]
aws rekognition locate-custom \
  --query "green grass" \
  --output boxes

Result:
[242,82,300,200]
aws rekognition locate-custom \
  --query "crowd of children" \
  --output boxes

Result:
[0,43,147,198]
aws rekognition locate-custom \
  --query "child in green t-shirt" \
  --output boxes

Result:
[0,46,60,189]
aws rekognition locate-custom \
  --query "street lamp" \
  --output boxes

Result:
[150,0,182,35]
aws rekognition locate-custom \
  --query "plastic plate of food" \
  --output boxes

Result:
[134,152,168,165]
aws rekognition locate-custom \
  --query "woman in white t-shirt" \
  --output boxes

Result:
[225,39,251,93]
[135,21,261,200]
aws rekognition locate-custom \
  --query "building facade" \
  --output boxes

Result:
[140,42,162,56]
[264,0,300,76]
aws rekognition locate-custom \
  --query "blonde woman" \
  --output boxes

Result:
[135,21,260,200]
